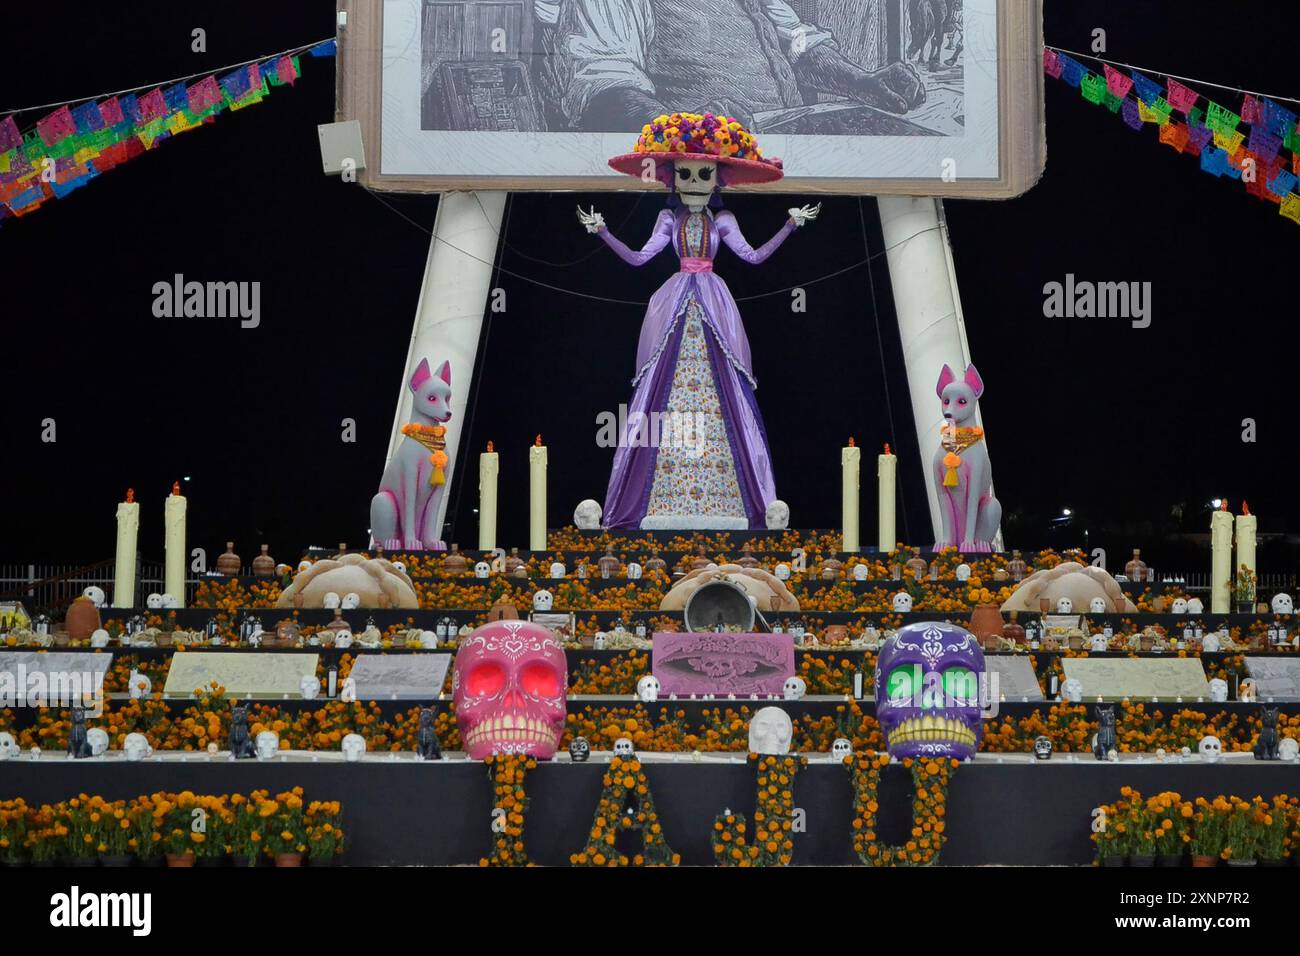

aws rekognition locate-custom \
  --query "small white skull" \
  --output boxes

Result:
[1279,737,1299,761]
[0,732,18,761]
[1198,735,1222,762]
[892,591,913,613]
[86,727,109,757]
[627,562,643,580]
[146,593,163,609]
[1056,597,1073,613]
[748,706,794,755]
[532,589,554,612]
[341,592,361,610]
[1061,678,1084,703]
[82,585,106,608]
[955,563,972,582]
[299,675,320,700]
[1089,634,1109,652]
[764,499,790,530]
[474,562,491,579]
[636,675,660,702]
[127,670,152,700]
[852,564,869,582]
[1201,632,1221,653]
[341,733,366,762]
[1271,593,1294,615]
[1089,597,1107,614]
[1171,597,1188,614]
[774,563,791,581]
[831,738,852,761]
[123,733,151,761]
[90,628,111,648]
[161,593,180,609]
[334,630,353,649]
[322,591,341,610]
[574,499,603,530]
[549,562,566,579]
[1208,677,1228,702]
[783,676,807,701]
[1187,598,1204,614]
[613,737,635,758]
[255,731,280,760]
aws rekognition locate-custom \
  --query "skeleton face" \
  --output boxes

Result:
[852,564,869,582]
[255,731,280,760]
[0,732,18,761]
[1056,597,1073,613]
[1208,677,1228,702]
[532,589,554,612]
[569,736,591,762]
[89,628,110,648]
[1033,735,1053,760]
[1201,632,1221,653]
[1171,597,1188,614]
[831,738,852,762]
[1198,735,1222,761]
[765,500,790,530]
[1272,593,1294,615]
[83,586,105,607]
[627,562,642,580]
[300,675,320,700]
[549,562,566,579]
[1187,598,1204,614]
[636,674,660,702]
[774,563,791,581]
[127,670,152,700]
[1061,678,1083,702]
[955,564,971,582]
[1279,737,1299,761]
[613,737,635,758]
[892,592,913,613]
[782,676,807,701]
[161,593,180,609]
[573,499,603,530]
[86,727,109,757]
[341,592,361,610]
[673,158,718,203]
[1089,597,1107,614]
[474,562,491,579]
[1089,633,1109,652]
[146,593,163,609]
[341,733,366,762]
[876,622,984,760]
[123,733,151,761]
[748,707,794,755]
[334,630,353,649]
[322,591,341,610]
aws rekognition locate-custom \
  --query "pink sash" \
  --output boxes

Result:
[680,257,713,273]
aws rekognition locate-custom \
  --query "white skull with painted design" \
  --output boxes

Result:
[673,158,719,210]
[765,500,790,530]
[774,563,791,581]
[90,629,110,648]
[1061,678,1083,703]
[86,727,109,757]
[1089,633,1109,652]
[574,499,603,530]
[613,737,634,758]
[1272,593,1294,615]
[82,586,106,608]
[831,738,852,762]
[853,564,869,582]
[532,589,554,612]
[1056,597,1073,613]
[474,562,491,579]
[955,564,971,582]
[549,562,566,578]
[748,706,794,755]
[1208,677,1228,702]
[123,733,151,761]
[146,593,163,609]
[1088,597,1107,614]
[161,593,180,609]
[299,675,320,700]
[342,733,366,762]
[1171,597,1188,614]
[1279,737,1299,761]
[783,676,807,701]
[636,674,660,702]
[892,591,913,613]
[1198,735,1222,762]
[0,732,18,761]
[255,731,280,760]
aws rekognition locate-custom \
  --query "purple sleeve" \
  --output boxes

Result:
[716,210,796,265]
[599,208,674,266]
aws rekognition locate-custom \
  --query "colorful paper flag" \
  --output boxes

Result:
[1043,49,1062,79]
[1130,71,1162,105]
[1280,193,1300,224]
[1103,65,1133,99]
[1158,120,1189,151]
[1122,98,1143,130]
[1164,79,1198,114]
[0,115,20,152]
[1080,74,1107,105]
[37,106,77,147]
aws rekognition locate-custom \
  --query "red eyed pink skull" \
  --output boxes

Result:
[453,621,568,759]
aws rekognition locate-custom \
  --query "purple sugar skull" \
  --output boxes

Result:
[875,621,985,760]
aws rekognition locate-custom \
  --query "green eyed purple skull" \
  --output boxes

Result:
[875,621,985,760]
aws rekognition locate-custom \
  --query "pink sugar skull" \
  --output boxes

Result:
[453,620,567,759]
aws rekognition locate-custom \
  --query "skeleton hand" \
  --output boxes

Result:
[788,203,821,227]
[576,205,606,234]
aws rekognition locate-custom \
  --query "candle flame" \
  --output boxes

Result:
[1219,499,1229,512]
[486,441,495,453]
[126,488,135,503]
[171,481,181,496]
[1242,500,1251,516]
[883,443,891,455]
[847,437,855,447]
[535,434,543,447]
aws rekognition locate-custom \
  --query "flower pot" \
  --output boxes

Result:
[100,855,134,868]
[274,853,303,867]
[1191,854,1218,868]
[1156,854,1183,867]
[969,604,1004,644]
[165,852,195,867]
[1099,855,1125,867]
[1128,855,1155,867]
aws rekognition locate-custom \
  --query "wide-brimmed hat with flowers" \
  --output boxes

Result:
[608,112,784,186]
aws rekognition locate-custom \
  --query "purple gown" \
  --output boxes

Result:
[599,206,796,530]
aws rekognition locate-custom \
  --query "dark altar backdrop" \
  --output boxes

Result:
[0,0,1294,566]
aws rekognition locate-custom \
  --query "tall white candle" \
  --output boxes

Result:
[1235,503,1257,591]
[841,439,860,553]
[479,442,499,552]
[113,489,140,608]
[1210,502,1233,614]
[877,443,897,552]
[164,482,187,608]
[529,436,547,552]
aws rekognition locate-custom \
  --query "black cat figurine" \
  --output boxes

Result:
[1093,705,1116,761]
[229,704,256,759]
[67,705,93,759]
[416,706,442,760]
[1253,706,1281,760]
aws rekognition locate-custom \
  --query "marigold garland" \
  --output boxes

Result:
[479,754,536,866]
[712,753,805,866]
[846,753,957,866]
[569,754,679,866]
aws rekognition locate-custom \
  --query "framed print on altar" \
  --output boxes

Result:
[335,0,1045,196]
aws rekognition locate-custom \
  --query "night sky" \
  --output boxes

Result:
[0,1,1294,572]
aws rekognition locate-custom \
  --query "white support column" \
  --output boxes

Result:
[383,191,507,546]
[877,196,1000,548]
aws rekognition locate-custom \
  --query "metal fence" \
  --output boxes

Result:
[0,558,193,615]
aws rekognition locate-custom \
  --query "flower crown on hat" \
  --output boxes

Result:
[635,112,782,169]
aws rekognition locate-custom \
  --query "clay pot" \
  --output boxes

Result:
[969,604,1004,644]
[166,853,195,867]
[216,542,241,576]
[820,558,843,581]
[488,598,519,621]
[736,541,759,569]
[443,544,468,574]
[325,609,350,637]
[64,597,101,642]
[1001,619,1025,646]
[600,548,621,579]
[252,545,275,578]
[274,853,303,867]
[645,549,667,574]
[690,552,711,572]
[505,547,526,576]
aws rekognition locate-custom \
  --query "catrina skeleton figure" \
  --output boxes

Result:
[579,113,818,530]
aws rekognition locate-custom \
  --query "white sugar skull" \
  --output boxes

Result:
[86,727,109,757]
[782,676,807,701]
[82,585,105,608]
[1033,735,1053,760]
[1187,598,1204,614]
[1208,677,1228,702]
[1239,679,1258,702]
[892,591,913,613]
[774,563,791,581]
[831,738,852,762]
[161,593,180,609]
[613,737,635,757]
[334,630,353,649]
[549,562,566,579]
[955,563,972,582]
[574,499,603,529]
[852,564,869,582]
[322,591,341,610]
[627,562,643,580]
[1272,593,1293,615]
[1279,737,1299,761]
[146,593,163,609]
[0,732,18,761]
[1202,632,1221,653]
[636,674,660,702]
[1171,597,1188,614]
[90,629,110,648]
[474,562,490,579]
[1056,597,1074,613]
[123,733,151,761]
[341,733,366,762]
[127,670,152,700]
[255,731,280,760]
[765,499,790,530]
[748,706,793,755]
[299,675,320,700]
[1061,678,1083,703]
[341,592,361,610]
[1089,597,1107,614]
[1198,735,1222,762]
[1090,634,1109,652]
[532,589,554,612]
